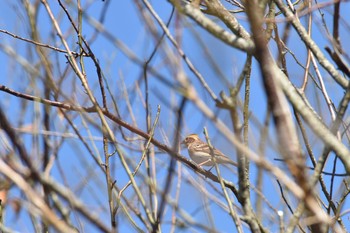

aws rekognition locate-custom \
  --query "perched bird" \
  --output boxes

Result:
[181,134,237,167]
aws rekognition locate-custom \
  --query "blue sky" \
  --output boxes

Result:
[1,0,350,232]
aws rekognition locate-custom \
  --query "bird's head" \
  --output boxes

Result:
[181,134,200,147]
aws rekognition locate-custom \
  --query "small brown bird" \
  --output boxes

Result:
[181,134,237,167]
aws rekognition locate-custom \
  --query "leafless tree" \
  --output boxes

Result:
[0,0,349,232]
